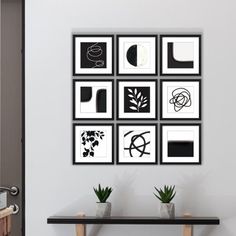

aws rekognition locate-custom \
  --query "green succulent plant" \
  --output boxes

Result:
[94,184,113,203]
[153,185,176,203]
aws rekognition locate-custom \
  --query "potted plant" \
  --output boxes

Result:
[153,185,176,218]
[94,184,113,217]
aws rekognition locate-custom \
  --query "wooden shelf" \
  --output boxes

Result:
[47,216,220,225]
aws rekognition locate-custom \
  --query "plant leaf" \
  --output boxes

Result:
[134,88,137,95]
[141,103,147,108]
[128,89,133,93]
[129,106,138,111]
[130,99,137,105]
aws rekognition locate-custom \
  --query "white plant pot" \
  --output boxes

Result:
[96,202,111,217]
[160,203,175,218]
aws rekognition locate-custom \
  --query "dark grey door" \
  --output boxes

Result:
[1,0,23,235]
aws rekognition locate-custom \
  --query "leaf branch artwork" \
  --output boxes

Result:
[81,131,105,157]
[127,88,148,112]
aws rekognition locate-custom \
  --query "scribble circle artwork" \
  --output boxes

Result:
[86,43,105,68]
[169,87,192,112]
[124,131,150,157]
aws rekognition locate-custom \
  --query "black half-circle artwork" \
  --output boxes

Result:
[126,44,137,67]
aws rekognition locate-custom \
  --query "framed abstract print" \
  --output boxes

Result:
[160,124,201,164]
[117,35,157,75]
[160,35,201,76]
[73,124,114,164]
[117,124,157,164]
[160,79,201,120]
[73,79,114,120]
[73,35,114,76]
[117,80,157,120]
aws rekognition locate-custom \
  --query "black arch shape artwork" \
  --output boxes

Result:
[167,42,194,69]
[80,87,107,113]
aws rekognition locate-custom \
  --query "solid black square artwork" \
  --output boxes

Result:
[124,87,150,113]
[168,141,194,157]
[80,42,107,68]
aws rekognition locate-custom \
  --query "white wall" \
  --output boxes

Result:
[25,0,236,236]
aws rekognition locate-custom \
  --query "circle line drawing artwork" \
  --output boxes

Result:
[86,43,105,68]
[81,130,105,157]
[169,87,192,112]
[124,130,150,157]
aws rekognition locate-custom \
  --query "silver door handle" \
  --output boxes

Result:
[0,186,19,196]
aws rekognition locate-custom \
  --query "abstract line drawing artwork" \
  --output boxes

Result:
[169,87,192,112]
[117,124,157,164]
[73,80,114,120]
[160,35,201,75]
[81,42,107,68]
[125,87,150,113]
[124,130,151,157]
[117,35,157,75]
[81,130,105,157]
[73,35,114,76]
[73,124,114,164]
[161,80,201,120]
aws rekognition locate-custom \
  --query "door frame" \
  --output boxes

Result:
[22,0,25,235]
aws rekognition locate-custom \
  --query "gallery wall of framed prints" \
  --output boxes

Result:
[72,33,202,165]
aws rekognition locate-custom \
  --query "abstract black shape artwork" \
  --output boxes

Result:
[73,80,113,120]
[80,42,107,68]
[124,87,150,113]
[160,124,201,164]
[117,35,157,75]
[160,35,201,75]
[167,43,194,68]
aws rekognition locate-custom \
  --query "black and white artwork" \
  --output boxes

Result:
[161,80,201,120]
[117,35,157,75]
[160,124,201,164]
[117,80,157,120]
[160,35,201,75]
[73,124,114,164]
[117,124,157,164]
[73,80,114,120]
[73,35,114,76]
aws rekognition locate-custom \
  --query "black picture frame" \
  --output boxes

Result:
[116,79,158,120]
[160,34,202,76]
[116,34,158,76]
[160,123,201,165]
[73,34,114,76]
[160,79,202,120]
[116,123,158,165]
[73,123,114,165]
[73,79,114,120]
